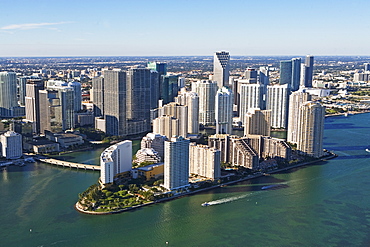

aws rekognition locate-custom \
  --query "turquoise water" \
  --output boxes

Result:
[1,114,370,246]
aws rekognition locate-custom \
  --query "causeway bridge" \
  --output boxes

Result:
[35,156,101,171]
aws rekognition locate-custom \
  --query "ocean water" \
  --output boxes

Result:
[1,113,370,246]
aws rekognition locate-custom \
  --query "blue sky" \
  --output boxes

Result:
[1,0,370,56]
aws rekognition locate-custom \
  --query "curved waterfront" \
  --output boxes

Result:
[1,114,370,246]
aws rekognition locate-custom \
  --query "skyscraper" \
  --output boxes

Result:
[68,81,82,112]
[100,140,132,184]
[164,136,190,190]
[287,89,311,144]
[175,90,199,134]
[297,102,325,158]
[213,51,230,88]
[304,55,314,87]
[244,108,271,137]
[92,76,104,117]
[364,63,370,72]
[0,72,17,118]
[279,60,292,86]
[239,83,265,125]
[147,62,167,104]
[192,80,218,126]
[291,57,301,91]
[153,115,180,139]
[266,84,290,129]
[161,75,179,104]
[1,131,22,159]
[25,80,44,134]
[189,143,221,179]
[215,87,233,134]
[103,69,127,136]
[126,67,152,133]
[157,102,188,138]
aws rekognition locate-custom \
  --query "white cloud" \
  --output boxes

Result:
[0,22,72,30]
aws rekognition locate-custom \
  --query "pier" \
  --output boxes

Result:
[35,157,101,171]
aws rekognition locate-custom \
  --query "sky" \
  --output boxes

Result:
[1,0,370,57]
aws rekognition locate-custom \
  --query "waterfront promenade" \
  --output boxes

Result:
[35,156,101,171]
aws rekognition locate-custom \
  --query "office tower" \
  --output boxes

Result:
[149,70,159,109]
[192,80,218,126]
[244,68,258,83]
[103,69,127,136]
[38,90,50,133]
[25,80,44,134]
[17,77,27,106]
[100,140,132,184]
[244,108,271,137]
[287,89,311,144]
[158,102,188,138]
[297,102,325,158]
[147,62,167,103]
[92,76,104,116]
[1,131,22,159]
[141,133,167,160]
[239,83,265,124]
[304,55,314,87]
[279,60,292,86]
[189,143,221,179]
[178,77,185,89]
[161,75,179,104]
[213,51,230,88]
[266,84,290,129]
[126,68,152,133]
[153,115,180,139]
[0,72,17,118]
[164,136,190,190]
[175,90,199,134]
[291,58,301,91]
[68,81,82,112]
[364,63,370,72]
[215,87,233,134]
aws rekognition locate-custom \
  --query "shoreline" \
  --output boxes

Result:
[75,152,337,215]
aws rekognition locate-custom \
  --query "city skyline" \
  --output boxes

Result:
[1,0,370,57]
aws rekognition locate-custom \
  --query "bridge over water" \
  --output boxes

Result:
[36,157,101,171]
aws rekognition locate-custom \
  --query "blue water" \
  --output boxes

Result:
[1,113,370,246]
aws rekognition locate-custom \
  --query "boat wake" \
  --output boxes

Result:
[203,193,254,206]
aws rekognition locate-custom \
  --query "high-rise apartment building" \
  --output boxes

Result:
[103,69,127,136]
[100,140,132,184]
[157,102,188,138]
[1,131,22,159]
[0,72,18,118]
[141,133,167,160]
[192,80,217,126]
[266,84,290,129]
[215,87,233,134]
[175,90,199,134]
[287,89,311,144]
[25,80,44,134]
[304,55,314,87]
[213,51,230,88]
[164,136,190,190]
[239,83,265,125]
[244,108,271,137]
[364,63,370,72]
[297,102,325,158]
[68,81,82,112]
[126,68,152,133]
[153,115,180,139]
[189,143,221,179]
[92,76,104,117]
[291,58,301,91]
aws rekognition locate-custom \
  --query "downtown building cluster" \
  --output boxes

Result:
[97,52,326,191]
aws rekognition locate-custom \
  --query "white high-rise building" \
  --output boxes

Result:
[266,84,290,129]
[287,89,312,144]
[1,131,22,159]
[244,108,271,137]
[157,102,188,138]
[175,90,199,134]
[0,72,18,118]
[153,115,180,139]
[164,136,190,190]
[239,83,265,125]
[297,102,325,158]
[189,143,221,179]
[213,51,230,88]
[192,80,217,126]
[100,140,132,184]
[215,87,233,134]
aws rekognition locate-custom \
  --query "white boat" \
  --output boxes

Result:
[201,202,210,207]
[366,149,370,153]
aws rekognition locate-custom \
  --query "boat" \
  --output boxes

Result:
[261,184,279,190]
[201,202,210,207]
[366,149,370,153]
